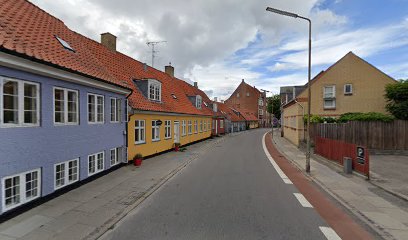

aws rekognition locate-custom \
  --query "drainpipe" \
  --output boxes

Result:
[295,99,305,142]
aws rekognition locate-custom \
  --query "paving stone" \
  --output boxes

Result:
[0,234,16,240]
[39,199,82,218]
[378,207,408,225]
[41,210,88,234]
[362,211,407,230]
[18,227,54,240]
[389,229,408,240]
[0,215,52,238]
[51,223,95,240]
[362,195,398,208]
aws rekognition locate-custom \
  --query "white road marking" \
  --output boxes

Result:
[262,132,293,184]
[293,193,313,208]
[319,226,342,240]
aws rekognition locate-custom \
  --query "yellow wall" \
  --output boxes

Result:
[282,103,303,146]
[249,121,258,129]
[297,53,396,117]
[128,113,212,159]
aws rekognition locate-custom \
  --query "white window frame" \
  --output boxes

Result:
[164,120,171,139]
[135,120,146,144]
[88,93,104,124]
[2,169,41,212]
[110,147,122,167]
[259,98,263,106]
[53,87,79,125]
[220,119,224,129]
[148,80,161,101]
[323,85,336,109]
[194,120,198,134]
[54,159,79,190]
[259,109,263,116]
[182,120,186,136]
[188,120,192,135]
[208,120,211,131]
[110,97,122,123]
[152,120,160,141]
[344,84,353,95]
[199,120,203,132]
[323,85,336,99]
[204,120,207,131]
[88,151,104,176]
[246,92,250,97]
[237,93,240,98]
[0,77,40,127]
[324,99,336,109]
[196,95,202,109]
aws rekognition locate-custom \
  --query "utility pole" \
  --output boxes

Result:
[146,41,167,67]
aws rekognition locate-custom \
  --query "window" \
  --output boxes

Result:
[164,120,171,139]
[54,87,78,125]
[200,120,203,132]
[2,169,41,211]
[323,86,336,109]
[259,109,263,115]
[237,93,240,98]
[148,80,161,101]
[213,120,215,129]
[152,120,160,141]
[204,120,207,131]
[88,152,104,176]
[196,95,202,109]
[1,78,39,126]
[259,98,263,106]
[208,120,211,131]
[88,93,104,123]
[220,119,224,129]
[203,102,208,107]
[54,159,79,190]
[246,92,250,97]
[188,120,192,135]
[110,147,122,166]
[344,84,353,95]
[135,120,146,144]
[55,36,75,52]
[182,120,186,136]
[110,98,122,122]
[194,120,198,133]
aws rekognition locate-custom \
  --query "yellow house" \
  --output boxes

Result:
[282,52,397,146]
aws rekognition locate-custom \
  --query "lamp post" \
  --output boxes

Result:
[266,7,312,173]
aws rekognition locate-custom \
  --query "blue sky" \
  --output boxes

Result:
[31,0,408,99]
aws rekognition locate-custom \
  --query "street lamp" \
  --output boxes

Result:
[266,7,312,173]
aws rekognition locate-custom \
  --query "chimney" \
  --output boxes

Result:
[221,100,224,103]
[214,97,218,102]
[143,63,148,72]
[242,79,245,83]
[101,32,116,51]
[193,82,198,88]
[165,63,174,77]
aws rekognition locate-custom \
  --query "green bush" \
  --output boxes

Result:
[338,112,394,122]
[385,80,408,120]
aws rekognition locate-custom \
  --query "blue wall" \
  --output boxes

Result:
[0,66,128,214]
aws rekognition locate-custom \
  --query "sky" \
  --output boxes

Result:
[30,0,408,100]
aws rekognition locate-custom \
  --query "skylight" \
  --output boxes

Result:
[55,36,75,52]
[171,94,177,99]
[203,102,208,107]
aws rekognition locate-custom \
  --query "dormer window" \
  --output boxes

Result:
[196,95,202,109]
[148,80,161,101]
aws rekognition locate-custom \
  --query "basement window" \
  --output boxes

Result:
[55,36,75,52]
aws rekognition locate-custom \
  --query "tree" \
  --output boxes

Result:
[267,94,281,119]
[385,79,408,120]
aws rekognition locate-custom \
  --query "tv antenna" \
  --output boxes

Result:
[146,41,167,67]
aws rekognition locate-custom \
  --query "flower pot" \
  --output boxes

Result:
[134,158,142,167]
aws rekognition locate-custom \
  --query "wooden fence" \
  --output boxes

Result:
[309,120,408,150]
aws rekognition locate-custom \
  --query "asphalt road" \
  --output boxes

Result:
[102,129,332,240]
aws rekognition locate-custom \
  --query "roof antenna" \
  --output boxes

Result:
[146,40,167,67]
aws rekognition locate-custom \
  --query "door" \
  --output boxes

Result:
[174,121,180,143]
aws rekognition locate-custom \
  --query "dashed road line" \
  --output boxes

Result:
[319,226,342,240]
[262,132,293,184]
[293,193,313,208]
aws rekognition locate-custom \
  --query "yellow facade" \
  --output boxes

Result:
[282,52,396,146]
[249,121,259,129]
[128,112,212,159]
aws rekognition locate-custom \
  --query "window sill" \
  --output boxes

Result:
[323,108,336,110]
[1,123,40,128]
[54,179,78,191]
[88,122,104,125]
[152,139,161,142]
[164,137,172,140]
[54,123,79,126]
[135,141,146,145]
[88,169,104,177]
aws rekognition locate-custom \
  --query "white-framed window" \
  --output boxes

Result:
[148,80,161,101]
[54,87,78,125]
[204,120,207,131]
[259,109,263,116]
[237,93,240,98]
[88,93,104,123]
[135,120,146,144]
[344,84,353,95]
[208,120,211,131]
[246,92,250,97]
[188,120,192,135]
[259,98,263,106]
[323,85,336,109]
[194,120,198,133]
[196,95,202,109]
[2,169,41,212]
[110,98,122,123]
[199,120,203,132]
[164,120,171,139]
[54,159,79,190]
[110,147,122,166]
[152,120,160,141]
[182,120,186,136]
[88,152,104,176]
[1,77,40,127]
[220,119,224,129]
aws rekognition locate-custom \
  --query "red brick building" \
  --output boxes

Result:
[224,79,267,127]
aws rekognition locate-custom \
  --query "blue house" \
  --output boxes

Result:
[0,0,131,215]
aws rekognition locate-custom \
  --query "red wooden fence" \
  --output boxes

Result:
[315,136,369,178]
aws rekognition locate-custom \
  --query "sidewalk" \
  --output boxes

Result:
[0,135,229,240]
[271,130,408,240]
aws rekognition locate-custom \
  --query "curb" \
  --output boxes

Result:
[369,181,408,203]
[269,132,396,240]
[88,137,226,240]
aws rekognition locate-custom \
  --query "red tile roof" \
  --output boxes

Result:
[238,108,258,121]
[0,0,211,116]
[217,102,245,122]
